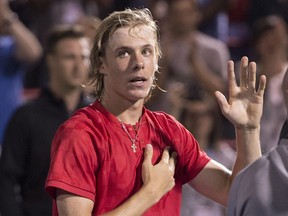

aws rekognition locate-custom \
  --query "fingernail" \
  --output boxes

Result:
[146,144,152,150]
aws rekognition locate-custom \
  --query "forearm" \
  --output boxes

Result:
[230,126,261,182]
[5,14,42,63]
[100,185,159,216]
[57,185,160,216]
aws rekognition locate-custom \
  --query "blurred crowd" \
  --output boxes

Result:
[0,0,287,215]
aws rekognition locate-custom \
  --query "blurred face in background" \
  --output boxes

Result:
[256,17,288,55]
[169,0,201,35]
[47,37,90,90]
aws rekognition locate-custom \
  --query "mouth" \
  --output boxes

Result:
[129,76,147,84]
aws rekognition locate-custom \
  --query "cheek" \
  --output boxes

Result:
[58,60,72,71]
[116,60,130,72]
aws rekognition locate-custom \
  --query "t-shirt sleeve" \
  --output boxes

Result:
[167,117,211,184]
[45,121,98,202]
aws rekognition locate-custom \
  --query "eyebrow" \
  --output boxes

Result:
[114,44,154,51]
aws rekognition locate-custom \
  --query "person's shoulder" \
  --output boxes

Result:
[64,104,96,126]
[62,101,107,131]
[144,109,185,131]
[12,96,41,115]
[235,150,273,185]
[145,109,177,122]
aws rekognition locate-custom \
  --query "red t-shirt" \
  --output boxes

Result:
[45,100,211,215]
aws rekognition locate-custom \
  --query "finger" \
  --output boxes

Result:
[256,75,266,97]
[143,144,153,164]
[161,146,170,164]
[169,152,177,172]
[214,91,229,115]
[227,60,237,90]
[248,62,256,90]
[240,56,248,88]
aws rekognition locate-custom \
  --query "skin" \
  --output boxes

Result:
[99,26,159,124]
[56,25,266,215]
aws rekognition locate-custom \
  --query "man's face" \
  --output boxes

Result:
[100,25,158,102]
[257,21,288,54]
[170,0,199,33]
[48,38,90,89]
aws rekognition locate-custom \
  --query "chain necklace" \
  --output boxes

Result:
[120,121,141,153]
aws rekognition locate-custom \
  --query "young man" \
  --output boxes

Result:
[45,8,266,215]
[227,68,288,216]
[0,25,90,216]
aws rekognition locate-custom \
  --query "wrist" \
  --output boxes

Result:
[140,184,161,205]
[236,124,260,131]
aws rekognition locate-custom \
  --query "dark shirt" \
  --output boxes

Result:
[279,120,288,140]
[0,88,90,216]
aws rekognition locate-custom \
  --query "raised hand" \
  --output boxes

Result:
[215,56,266,129]
[141,144,177,202]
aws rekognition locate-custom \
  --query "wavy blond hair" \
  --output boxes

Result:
[89,8,162,102]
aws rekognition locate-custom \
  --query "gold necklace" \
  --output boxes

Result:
[120,121,141,153]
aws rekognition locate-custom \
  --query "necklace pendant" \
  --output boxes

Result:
[131,141,137,153]
[120,121,140,153]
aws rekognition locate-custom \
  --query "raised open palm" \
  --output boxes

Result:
[215,57,266,129]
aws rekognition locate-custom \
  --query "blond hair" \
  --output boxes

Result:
[89,8,161,101]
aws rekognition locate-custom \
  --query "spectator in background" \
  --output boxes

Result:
[148,0,231,139]
[10,0,98,89]
[227,67,288,216]
[0,25,91,216]
[0,0,42,149]
[251,15,288,153]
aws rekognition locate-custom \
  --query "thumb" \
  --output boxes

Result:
[143,144,153,164]
[215,91,229,115]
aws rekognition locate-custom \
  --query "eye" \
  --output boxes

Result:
[142,48,153,56]
[62,54,75,60]
[118,50,129,58]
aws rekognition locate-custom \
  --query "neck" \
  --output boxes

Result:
[101,97,144,125]
[50,83,82,113]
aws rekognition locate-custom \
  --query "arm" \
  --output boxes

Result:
[0,0,42,63]
[55,145,177,216]
[189,56,266,206]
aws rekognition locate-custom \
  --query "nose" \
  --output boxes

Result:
[131,52,144,71]
[75,56,89,70]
